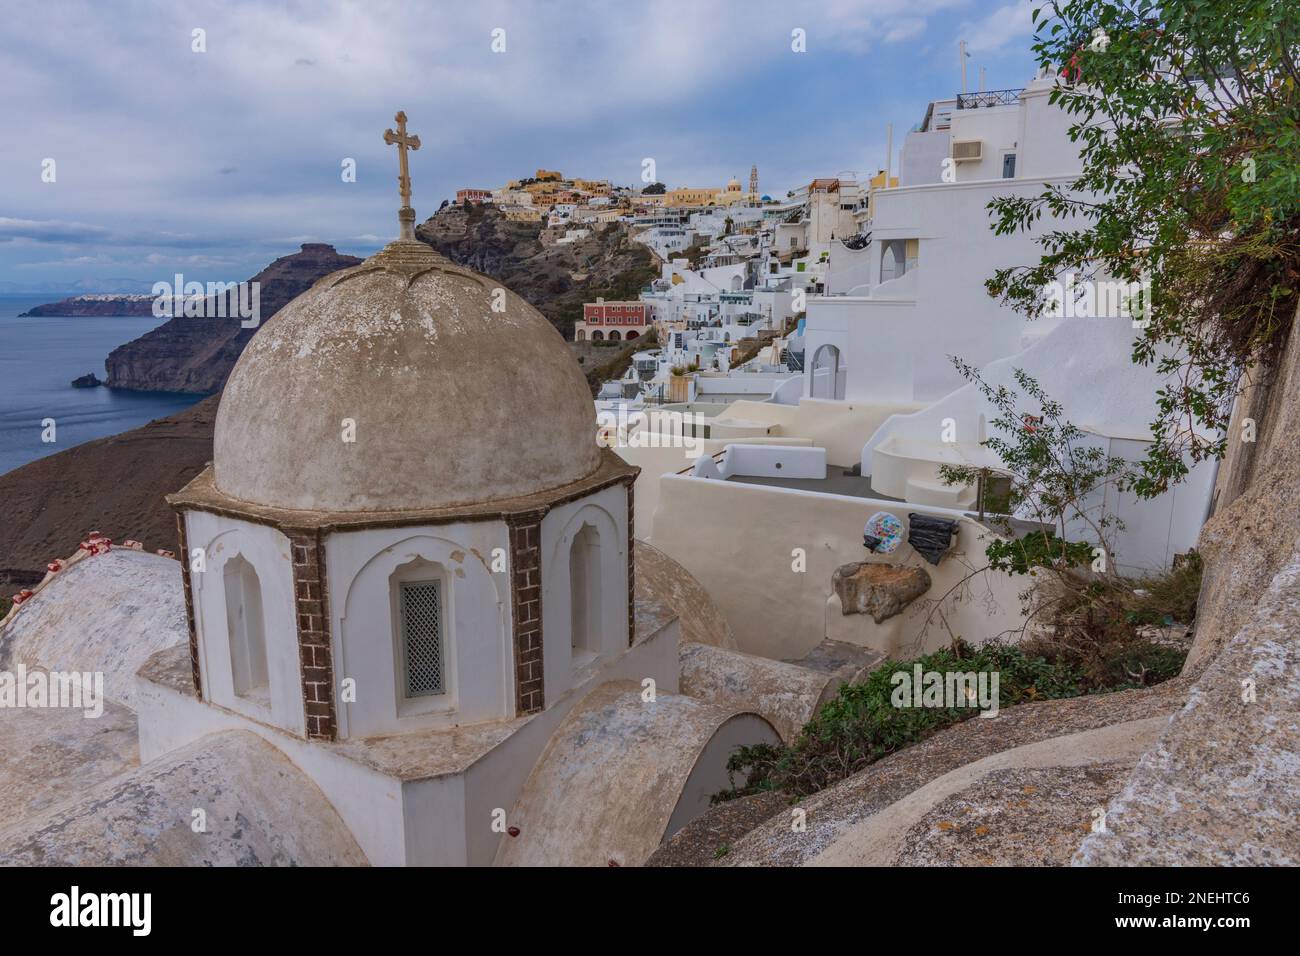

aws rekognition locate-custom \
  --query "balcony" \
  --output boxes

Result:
[955,88,1023,109]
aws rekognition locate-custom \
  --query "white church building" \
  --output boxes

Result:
[0,119,879,867]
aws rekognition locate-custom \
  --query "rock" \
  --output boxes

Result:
[21,295,155,318]
[1075,541,1300,866]
[415,203,657,338]
[1188,305,1300,673]
[103,244,362,393]
[832,562,931,623]
[70,373,102,388]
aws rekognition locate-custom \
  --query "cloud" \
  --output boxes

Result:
[962,0,1037,54]
[0,218,113,244]
[0,0,1037,284]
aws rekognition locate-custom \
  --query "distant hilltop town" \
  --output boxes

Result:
[457,165,764,225]
[453,164,900,404]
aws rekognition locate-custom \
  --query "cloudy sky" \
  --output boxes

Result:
[0,0,1038,289]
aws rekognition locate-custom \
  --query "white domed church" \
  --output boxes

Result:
[0,114,811,867]
[180,194,631,743]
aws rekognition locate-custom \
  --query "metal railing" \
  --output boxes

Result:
[956,88,1023,109]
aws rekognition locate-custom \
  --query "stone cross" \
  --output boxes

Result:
[383,110,421,238]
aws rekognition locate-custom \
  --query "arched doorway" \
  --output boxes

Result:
[810,344,843,399]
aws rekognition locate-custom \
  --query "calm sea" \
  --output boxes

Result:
[0,294,204,477]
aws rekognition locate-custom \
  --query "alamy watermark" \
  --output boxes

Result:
[890,664,1000,718]
[152,272,261,328]
[1041,271,1151,328]
[0,665,104,718]
[595,406,708,458]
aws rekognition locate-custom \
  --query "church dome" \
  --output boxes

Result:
[212,238,600,512]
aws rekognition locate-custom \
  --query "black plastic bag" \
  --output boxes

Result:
[908,513,958,565]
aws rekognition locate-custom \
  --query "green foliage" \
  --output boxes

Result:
[719,638,1183,801]
[986,0,1300,498]
[985,529,1096,574]
[0,595,11,619]
[938,361,1129,556]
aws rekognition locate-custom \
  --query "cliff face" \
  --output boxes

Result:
[1187,312,1300,671]
[103,244,361,393]
[20,295,155,317]
[416,204,657,337]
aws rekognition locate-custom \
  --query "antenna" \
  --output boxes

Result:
[959,39,970,94]
[885,123,893,187]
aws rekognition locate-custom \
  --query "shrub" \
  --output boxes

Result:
[719,636,1185,802]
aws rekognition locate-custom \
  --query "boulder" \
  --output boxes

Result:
[832,562,931,623]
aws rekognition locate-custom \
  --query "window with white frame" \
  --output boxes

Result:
[398,579,446,697]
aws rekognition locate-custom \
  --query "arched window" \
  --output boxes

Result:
[224,555,269,703]
[569,524,602,664]
[810,344,843,399]
[626,330,639,340]
[609,330,621,342]
[591,330,604,341]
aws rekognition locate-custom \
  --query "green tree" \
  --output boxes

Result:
[986,0,1300,497]
[938,360,1129,576]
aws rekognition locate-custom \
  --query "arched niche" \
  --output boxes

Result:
[335,530,508,737]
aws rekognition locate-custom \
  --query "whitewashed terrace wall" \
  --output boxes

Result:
[651,474,1024,660]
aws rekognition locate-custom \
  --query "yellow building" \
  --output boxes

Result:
[535,169,564,182]
[665,178,758,208]
[714,177,754,206]
[664,187,716,206]
[865,169,901,218]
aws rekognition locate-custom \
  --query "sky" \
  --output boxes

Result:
[0,0,1040,290]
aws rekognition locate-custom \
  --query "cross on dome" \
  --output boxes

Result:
[383,110,421,238]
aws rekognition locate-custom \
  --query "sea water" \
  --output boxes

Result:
[0,295,203,476]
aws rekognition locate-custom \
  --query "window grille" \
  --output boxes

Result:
[399,580,445,697]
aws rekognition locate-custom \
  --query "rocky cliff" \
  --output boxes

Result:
[103,244,361,393]
[416,203,657,337]
[20,295,155,317]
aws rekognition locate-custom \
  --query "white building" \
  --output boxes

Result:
[0,200,817,867]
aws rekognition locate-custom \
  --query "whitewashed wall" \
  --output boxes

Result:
[540,484,629,701]
[325,521,511,738]
[185,511,303,735]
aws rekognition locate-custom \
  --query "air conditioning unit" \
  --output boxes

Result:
[951,140,983,162]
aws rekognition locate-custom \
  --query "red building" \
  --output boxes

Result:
[456,188,492,204]
[575,301,650,342]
